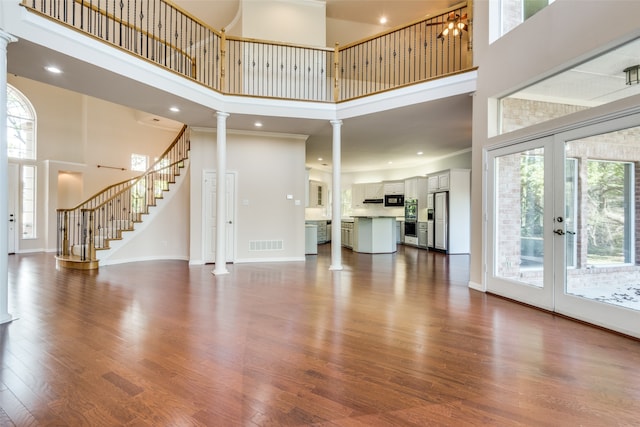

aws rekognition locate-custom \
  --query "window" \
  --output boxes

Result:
[7,85,36,160]
[500,0,554,37]
[131,153,148,172]
[585,160,633,265]
[7,85,38,240]
[21,165,36,239]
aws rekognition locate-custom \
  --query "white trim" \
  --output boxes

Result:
[234,257,306,263]
[468,281,485,292]
[101,255,190,266]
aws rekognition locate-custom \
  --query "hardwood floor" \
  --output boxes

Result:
[1,245,639,426]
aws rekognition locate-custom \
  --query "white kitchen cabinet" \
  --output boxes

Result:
[383,181,404,195]
[364,182,384,199]
[341,220,354,248]
[428,172,450,192]
[306,220,329,244]
[308,180,326,207]
[404,177,418,199]
[351,184,366,208]
[417,177,428,222]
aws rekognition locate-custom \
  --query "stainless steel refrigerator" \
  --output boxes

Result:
[434,191,448,252]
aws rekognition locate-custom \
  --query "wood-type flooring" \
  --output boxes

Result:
[1,245,639,426]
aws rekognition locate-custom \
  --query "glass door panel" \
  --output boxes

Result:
[487,138,554,309]
[556,124,640,338]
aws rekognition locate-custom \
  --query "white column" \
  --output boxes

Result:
[213,112,230,275]
[0,30,17,324]
[329,119,343,271]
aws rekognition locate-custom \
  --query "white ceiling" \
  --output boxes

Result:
[513,38,640,107]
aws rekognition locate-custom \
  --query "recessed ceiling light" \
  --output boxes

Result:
[318,157,323,161]
[388,161,393,164]
[417,151,424,155]
[379,16,387,24]
[169,106,180,112]
[254,121,263,127]
[45,66,62,74]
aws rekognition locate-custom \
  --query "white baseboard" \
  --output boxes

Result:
[233,256,306,264]
[100,255,189,266]
[468,280,485,292]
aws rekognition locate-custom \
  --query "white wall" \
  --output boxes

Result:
[471,0,640,288]
[341,150,471,185]
[241,0,326,47]
[189,128,307,264]
[101,165,191,265]
[326,17,385,47]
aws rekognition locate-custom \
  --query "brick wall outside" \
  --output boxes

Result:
[497,98,640,290]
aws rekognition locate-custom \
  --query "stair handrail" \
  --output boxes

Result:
[56,125,190,260]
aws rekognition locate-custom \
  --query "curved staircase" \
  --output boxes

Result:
[56,125,190,270]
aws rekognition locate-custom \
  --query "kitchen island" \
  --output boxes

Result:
[352,216,397,254]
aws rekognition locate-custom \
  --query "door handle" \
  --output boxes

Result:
[553,229,565,236]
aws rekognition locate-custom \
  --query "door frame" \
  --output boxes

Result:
[7,163,18,254]
[203,170,236,263]
[486,136,555,310]
[552,112,640,338]
[485,111,640,338]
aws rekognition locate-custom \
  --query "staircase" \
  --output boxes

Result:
[56,125,190,270]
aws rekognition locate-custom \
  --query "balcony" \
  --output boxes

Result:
[19,0,473,103]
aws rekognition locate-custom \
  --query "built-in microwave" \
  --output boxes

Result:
[384,194,404,207]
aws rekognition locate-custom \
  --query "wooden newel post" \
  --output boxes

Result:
[61,210,69,256]
[220,29,227,92]
[333,42,340,102]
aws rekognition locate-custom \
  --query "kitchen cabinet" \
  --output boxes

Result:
[417,177,428,222]
[351,184,366,208]
[428,172,450,192]
[341,220,354,248]
[383,181,404,195]
[306,220,329,244]
[418,222,428,248]
[404,177,418,199]
[308,180,327,207]
[364,182,384,199]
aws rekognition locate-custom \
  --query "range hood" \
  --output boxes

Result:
[363,198,384,204]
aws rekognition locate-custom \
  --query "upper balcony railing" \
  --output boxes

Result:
[22,0,472,103]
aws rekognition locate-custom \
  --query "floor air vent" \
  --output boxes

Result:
[249,240,284,251]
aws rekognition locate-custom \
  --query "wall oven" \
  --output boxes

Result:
[404,221,417,237]
[404,198,418,238]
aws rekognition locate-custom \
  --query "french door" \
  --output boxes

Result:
[487,114,640,338]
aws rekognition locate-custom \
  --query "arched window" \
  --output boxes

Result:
[7,84,38,240]
[7,84,36,160]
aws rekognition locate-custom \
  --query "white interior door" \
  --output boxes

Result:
[7,163,18,254]
[204,171,235,263]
